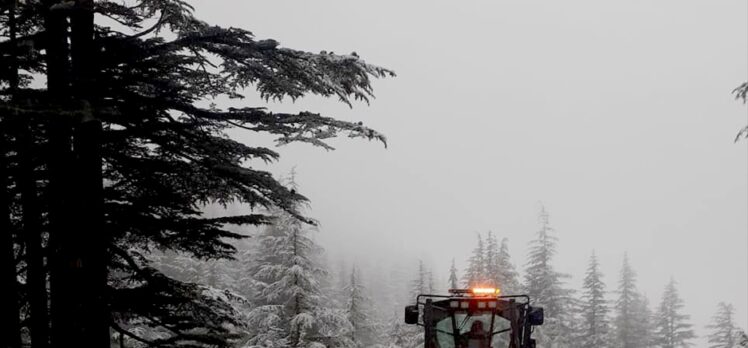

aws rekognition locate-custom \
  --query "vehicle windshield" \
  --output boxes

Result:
[433,310,512,348]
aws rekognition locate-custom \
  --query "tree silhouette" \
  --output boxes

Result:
[0,1,393,346]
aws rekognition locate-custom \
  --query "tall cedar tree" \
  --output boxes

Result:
[523,205,574,347]
[579,251,611,348]
[335,260,350,305]
[344,266,375,347]
[401,260,429,348]
[386,315,412,348]
[380,260,428,347]
[410,260,429,299]
[654,279,695,348]
[0,0,393,347]
[246,201,352,348]
[496,237,520,295]
[632,293,655,348]
[707,302,737,348]
[462,234,485,287]
[448,258,459,290]
[614,253,640,348]
[484,231,499,288]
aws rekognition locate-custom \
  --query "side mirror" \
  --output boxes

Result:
[404,305,419,324]
[528,307,544,326]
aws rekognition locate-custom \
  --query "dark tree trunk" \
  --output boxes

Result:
[0,128,22,348]
[42,2,75,348]
[46,120,75,348]
[18,122,49,348]
[71,0,94,95]
[70,1,109,344]
[73,120,108,347]
[46,1,110,346]
[1,1,23,347]
[71,0,111,340]
[42,0,70,93]
[70,0,111,348]
[11,1,52,347]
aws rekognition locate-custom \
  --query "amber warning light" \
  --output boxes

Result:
[471,287,501,295]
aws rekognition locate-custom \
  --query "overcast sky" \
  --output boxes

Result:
[195,0,748,340]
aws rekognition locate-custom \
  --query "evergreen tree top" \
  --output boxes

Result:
[579,251,611,348]
[655,278,696,348]
[448,258,459,290]
[707,302,736,348]
[462,233,486,287]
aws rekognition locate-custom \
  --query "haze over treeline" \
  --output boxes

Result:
[190,198,746,347]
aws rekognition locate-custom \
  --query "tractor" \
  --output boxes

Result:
[404,288,544,348]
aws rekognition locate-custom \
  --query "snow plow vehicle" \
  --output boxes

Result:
[404,288,544,348]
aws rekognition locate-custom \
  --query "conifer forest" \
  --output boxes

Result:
[0,1,746,348]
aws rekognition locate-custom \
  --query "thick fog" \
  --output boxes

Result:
[196,0,747,343]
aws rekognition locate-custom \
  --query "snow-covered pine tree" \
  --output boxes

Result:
[245,199,351,348]
[384,264,409,325]
[462,234,486,287]
[344,266,376,347]
[427,269,436,294]
[368,263,401,328]
[357,262,404,348]
[150,251,196,282]
[632,293,655,348]
[485,231,500,287]
[152,241,245,294]
[707,302,737,348]
[385,310,412,348]
[488,236,520,348]
[653,279,695,348]
[448,258,459,290]
[523,205,573,347]
[320,258,349,310]
[614,253,639,348]
[236,243,258,299]
[497,237,520,295]
[394,260,431,348]
[738,331,748,347]
[411,260,429,300]
[337,260,350,294]
[564,296,586,348]
[312,253,338,311]
[579,251,611,348]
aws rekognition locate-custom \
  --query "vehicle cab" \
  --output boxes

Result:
[404,288,544,348]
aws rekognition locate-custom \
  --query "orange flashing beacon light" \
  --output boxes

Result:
[471,287,501,296]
